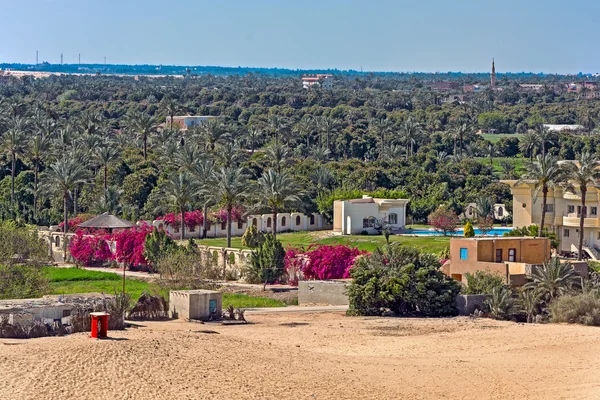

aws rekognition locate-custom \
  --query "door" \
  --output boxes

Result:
[495,249,503,263]
[346,216,352,235]
[508,248,516,262]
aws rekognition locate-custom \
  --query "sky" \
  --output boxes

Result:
[1,0,597,74]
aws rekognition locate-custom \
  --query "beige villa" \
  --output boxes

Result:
[333,196,409,235]
[502,179,600,258]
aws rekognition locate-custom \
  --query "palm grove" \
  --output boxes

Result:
[1,72,600,244]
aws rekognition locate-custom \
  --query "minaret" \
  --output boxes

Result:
[491,58,496,89]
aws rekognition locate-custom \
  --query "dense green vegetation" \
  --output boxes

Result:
[0,71,598,233]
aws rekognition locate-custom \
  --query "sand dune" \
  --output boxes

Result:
[0,313,599,399]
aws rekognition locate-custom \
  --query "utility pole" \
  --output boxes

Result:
[36,50,38,65]
[78,53,81,65]
[104,56,106,66]
[60,53,63,65]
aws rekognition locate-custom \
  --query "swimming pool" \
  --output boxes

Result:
[404,227,513,236]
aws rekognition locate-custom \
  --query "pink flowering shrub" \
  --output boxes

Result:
[211,206,245,223]
[284,246,306,286]
[69,230,114,267]
[112,224,153,270]
[157,210,204,230]
[58,214,94,232]
[284,245,367,284]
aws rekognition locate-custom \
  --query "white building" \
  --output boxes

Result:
[166,116,218,130]
[302,74,333,89]
[543,124,584,133]
[332,196,409,235]
[461,203,508,221]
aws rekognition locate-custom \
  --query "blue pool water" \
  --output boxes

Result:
[405,227,513,236]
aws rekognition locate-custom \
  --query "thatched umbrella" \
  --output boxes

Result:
[78,213,136,294]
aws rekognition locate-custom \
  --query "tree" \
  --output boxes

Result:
[2,116,29,208]
[159,97,180,129]
[263,142,290,173]
[427,206,459,236]
[519,130,538,160]
[95,144,119,192]
[253,169,301,240]
[516,154,566,234]
[464,221,475,237]
[213,167,249,247]
[400,117,421,158]
[527,257,579,303]
[562,152,600,260]
[241,225,265,248]
[28,133,52,221]
[143,228,178,268]
[42,157,88,259]
[249,234,285,290]
[192,159,216,239]
[127,111,158,160]
[163,172,199,240]
[369,117,393,156]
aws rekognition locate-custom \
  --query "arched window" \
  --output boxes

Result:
[310,215,315,225]
[497,207,504,217]
[281,216,286,227]
[55,236,60,248]
[252,218,258,228]
[267,217,272,228]
[363,217,376,228]
[388,213,398,225]
[237,220,244,229]
[296,216,301,226]
[158,223,164,230]
[221,221,226,230]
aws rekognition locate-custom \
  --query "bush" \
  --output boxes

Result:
[463,270,506,295]
[0,221,48,265]
[241,225,265,248]
[427,206,459,236]
[248,234,285,289]
[143,228,178,266]
[302,245,366,280]
[155,250,220,282]
[485,286,519,320]
[69,230,113,267]
[0,264,49,300]
[463,221,475,237]
[549,293,600,326]
[347,245,460,317]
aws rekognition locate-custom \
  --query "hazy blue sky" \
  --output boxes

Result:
[1,0,597,73]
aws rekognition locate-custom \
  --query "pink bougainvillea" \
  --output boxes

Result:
[157,210,204,230]
[112,224,153,270]
[58,214,94,232]
[69,230,114,267]
[284,245,367,284]
[211,206,245,224]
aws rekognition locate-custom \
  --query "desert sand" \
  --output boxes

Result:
[1,312,599,400]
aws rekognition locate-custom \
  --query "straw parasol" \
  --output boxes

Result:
[77,212,135,233]
[78,213,136,294]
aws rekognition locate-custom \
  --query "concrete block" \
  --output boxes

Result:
[169,290,222,321]
[298,280,349,306]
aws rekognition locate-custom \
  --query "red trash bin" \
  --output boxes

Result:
[90,312,110,338]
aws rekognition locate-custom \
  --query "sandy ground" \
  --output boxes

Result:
[1,313,599,400]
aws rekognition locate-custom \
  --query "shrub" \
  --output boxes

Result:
[241,225,265,248]
[527,257,580,303]
[143,228,178,266]
[0,264,49,300]
[155,250,220,282]
[485,286,519,320]
[249,234,285,289]
[476,215,494,235]
[301,245,366,280]
[463,221,475,237]
[463,270,506,295]
[69,230,113,267]
[112,225,153,270]
[427,206,459,236]
[0,221,48,265]
[347,245,460,317]
[550,293,600,326]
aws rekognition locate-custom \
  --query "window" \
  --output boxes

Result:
[267,217,272,228]
[578,206,587,216]
[189,226,195,232]
[296,216,301,226]
[495,249,503,263]
[252,218,258,228]
[310,215,315,225]
[497,207,504,217]
[508,248,516,262]
[55,236,60,248]
[281,216,286,227]
[220,221,226,230]
[545,204,554,212]
[564,229,570,238]
[592,207,598,216]
[568,205,575,214]
[388,213,398,225]
[459,248,468,260]
[237,221,243,230]
[174,226,179,233]
[363,217,375,228]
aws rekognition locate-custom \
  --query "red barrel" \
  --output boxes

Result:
[90,312,110,338]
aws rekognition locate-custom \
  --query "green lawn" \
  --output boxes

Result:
[481,133,524,143]
[475,156,527,175]
[192,231,450,254]
[42,267,285,308]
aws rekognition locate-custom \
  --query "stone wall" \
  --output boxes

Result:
[298,280,350,306]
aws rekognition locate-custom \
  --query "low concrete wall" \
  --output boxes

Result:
[298,280,349,306]
[455,294,488,316]
[169,290,222,321]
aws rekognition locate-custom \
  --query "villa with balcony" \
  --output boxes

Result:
[502,179,600,258]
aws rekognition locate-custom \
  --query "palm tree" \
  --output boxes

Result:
[318,116,338,153]
[2,116,29,207]
[29,133,52,221]
[244,127,261,154]
[519,130,538,160]
[369,117,393,156]
[516,154,566,234]
[254,169,301,240]
[159,97,180,129]
[127,111,158,160]
[500,160,517,179]
[96,185,122,215]
[213,167,250,247]
[534,126,553,157]
[519,287,541,323]
[527,257,579,302]
[192,159,216,239]
[43,157,88,259]
[562,152,600,260]
[400,117,422,158]
[450,123,469,156]
[263,142,290,173]
[200,119,229,151]
[215,141,247,168]
[163,172,199,240]
[94,144,119,192]
[294,117,315,152]
[268,115,289,144]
